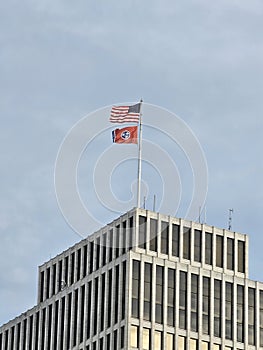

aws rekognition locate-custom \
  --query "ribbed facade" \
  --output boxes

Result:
[0,208,262,349]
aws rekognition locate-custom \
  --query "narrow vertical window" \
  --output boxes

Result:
[216,235,223,267]
[227,238,234,270]
[83,244,88,277]
[80,285,85,342]
[248,287,255,345]
[129,216,134,250]
[10,327,14,350]
[60,299,65,350]
[113,329,118,349]
[73,289,79,346]
[100,273,105,331]
[144,263,152,321]
[41,308,46,350]
[4,330,8,350]
[52,264,56,296]
[121,326,125,349]
[178,336,185,350]
[122,221,127,254]
[46,267,50,298]
[142,328,150,350]
[183,227,190,260]
[172,224,180,257]
[155,265,163,323]
[194,229,201,262]
[40,271,44,302]
[130,325,138,347]
[89,242,94,273]
[64,256,68,286]
[179,271,187,329]
[150,218,157,252]
[225,282,233,340]
[66,294,72,349]
[237,285,244,342]
[58,259,63,290]
[102,234,106,266]
[107,270,112,327]
[54,301,59,349]
[167,333,174,350]
[109,229,113,262]
[106,334,111,350]
[154,331,162,350]
[16,324,21,349]
[115,225,120,258]
[87,281,92,338]
[121,261,126,320]
[238,240,245,273]
[190,339,197,350]
[161,221,169,254]
[260,291,263,347]
[114,265,120,324]
[77,248,81,280]
[191,274,198,332]
[70,252,75,285]
[202,277,210,334]
[93,278,99,335]
[167,268,175,326]
[139,215,147,249]
[96,237,100,270]
[214,279,221,337]
[205,232,212,265]
[47,306,52,350]
[29,315,33,350]
[132,260,140,318]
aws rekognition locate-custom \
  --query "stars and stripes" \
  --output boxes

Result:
[109,103,141,123]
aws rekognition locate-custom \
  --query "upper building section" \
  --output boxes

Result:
[38,208,248,303]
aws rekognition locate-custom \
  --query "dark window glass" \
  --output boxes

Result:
[216,235,223,267]
[161,221,169,254]
[58,260,63,290]
[109,229,113,262]
[225,282,233,340]
[41,308,46,350]
[238,241,245,273]
[172,224,180,257]
[73,289,78,346]
[64,256,68,286]
[129,217,134,250]
[107,270,112,327]
[227,238,234,270]
[114,265,120,324]
[194,229,201,262]
[237,285,244,342]
[83,244,88,277]
[121,326,125,348]
[40,271,44,302]
[115,225,120,258]
[144,263,152,321]
[202,277,210,335]
[183,227,191,260]
[102,234,107,266]
[205,232,212,265]
[248,288,255,345]
[113,330,118,349]
[100,274,105,332]
[96,237,100,270]
[260,291,263,346]
[4,330,8,350]
[93,278,99,335]
[87,281,92,338]
[167,268,175,326]
[214,279,221,337]
[139,216,147,249]
[46,267,50,299]
[100,338,104,350]
[191,274,198,332]
[150,218,157,252]
[29,315,33,349]
[47,306,52,349]
[66,294,72,349]
[132,260,140,318]
[60,299,65,350]
[70,252,75,285]
[107,334,111,350]
[80,286,85,342]
[77,248,81,280]
[17,324,21,350]
[10,327,14,350]
[52,264,56,296]
[121,261,126,320]
[122,221,127,254]
[155,265,164,323]
[179,271,187,329]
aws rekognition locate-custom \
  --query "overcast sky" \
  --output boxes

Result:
[1,0,263,326]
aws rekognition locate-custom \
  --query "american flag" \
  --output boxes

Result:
[109,103,140,123]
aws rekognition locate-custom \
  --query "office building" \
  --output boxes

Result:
[0,207,263,349]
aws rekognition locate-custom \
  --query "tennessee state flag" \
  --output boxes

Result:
[112,126,138,144]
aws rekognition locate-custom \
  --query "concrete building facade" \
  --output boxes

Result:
[0,208,263,349]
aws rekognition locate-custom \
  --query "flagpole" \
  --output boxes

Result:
[137,99,143,208]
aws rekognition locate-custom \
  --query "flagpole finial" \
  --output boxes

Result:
[140,98,143,103]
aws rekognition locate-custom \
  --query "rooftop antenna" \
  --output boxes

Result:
[228,208,234,230]
[153,194,156,212]
[143,196,146,209]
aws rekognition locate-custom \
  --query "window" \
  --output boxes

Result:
[115,225,120,258]
[202,342,209,350]
[80,286,85,342]
[100,274,105,331]
[139,216,147,249]
[96,237,100,270]
[183,227,190,259]
[155,265,163,323]
[121,326,125,348]
[132,260,140,318]
[205,232,212,264]
[227,238,234,270]
[114,265,119,324]
[203,276,210,335]
[260,291,263,347]
[238,241,245,273]
[77,248,81,280]
[122,221,127,254]
[89,242,94,273]
[60,299,65,350]
[154,331,162,350]
[70,252,75,285]
[109,229,113,262]
[129,217,134,249]
[83,244,88,276]
[144,263,152,321]
[121,261,126,320]
[142,328,150,350]
[130,325,138,347]
[225,282,233,340]
[161,221,169,254]
[194,229,201,262]
[191,274,198,332]
[213,346,221,350]
[178,336,186,350]
[214,279,221,337]
[190,339,197,350]
[167,333,174,350]
[179,271,187,329]
[167,268,175,326]
[248,287,255,345]
[172,224,180,257]
[216,235,223,267]
[150,219,157,252]
[237,285,244,342]
[66,295,72,349]
[46,267,50,298]
[87,281,92,338]
[93,278,99,334]
[102,235,106,266]
[107,270,112,327]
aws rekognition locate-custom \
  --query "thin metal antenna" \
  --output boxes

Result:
[143,196,146,209]
[228,208,234,230]
[153,194,156,212]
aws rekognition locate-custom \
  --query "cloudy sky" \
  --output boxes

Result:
[1,0,263,325]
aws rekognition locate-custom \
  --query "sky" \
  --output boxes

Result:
[1,0,263,326]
